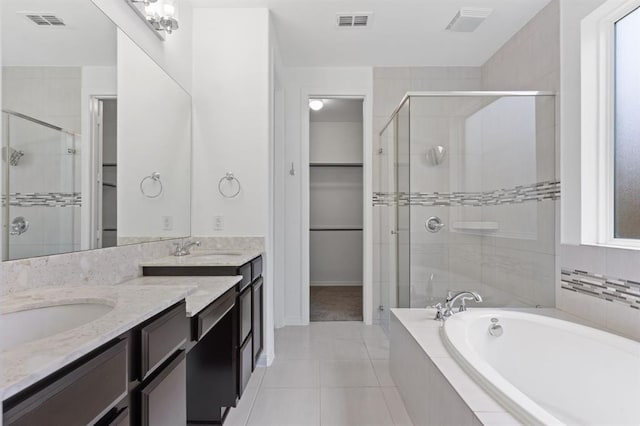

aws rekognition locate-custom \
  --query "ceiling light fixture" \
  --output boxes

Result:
[127,0,179,40]
[309,100,324,111]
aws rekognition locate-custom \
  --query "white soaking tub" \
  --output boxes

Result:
[442,309,640,426]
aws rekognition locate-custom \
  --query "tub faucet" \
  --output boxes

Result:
[173,239,200,256]
[433,291,482,320]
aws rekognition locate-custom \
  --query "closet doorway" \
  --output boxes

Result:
[309,98,364,321]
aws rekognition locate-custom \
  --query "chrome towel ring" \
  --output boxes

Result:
[218,172,241,198]
[140,172,163,198]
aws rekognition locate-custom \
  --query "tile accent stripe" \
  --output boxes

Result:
[373,180,560,207]
[2,192,82,207]
[561,269,640,310]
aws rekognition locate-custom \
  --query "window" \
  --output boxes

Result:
[613,6,640,240]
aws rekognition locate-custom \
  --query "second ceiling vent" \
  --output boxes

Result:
[336,13,373,28]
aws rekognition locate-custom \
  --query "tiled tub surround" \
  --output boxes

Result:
[0,284,196,399]
[559,244,640,341]
[2,192,82,207]
[390,307,629,426]
[561,269,640,310]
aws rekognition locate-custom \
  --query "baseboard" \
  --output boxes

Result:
[310,281,363,287]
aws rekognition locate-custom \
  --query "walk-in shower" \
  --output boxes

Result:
[1,110,80,260]
[374,92,557,325]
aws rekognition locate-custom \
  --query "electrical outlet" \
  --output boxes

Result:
[162,216,173,231]
[214,215,224,232]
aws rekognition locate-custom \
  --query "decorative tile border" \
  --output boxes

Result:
[561,268,640,310]
[1,192,82,207]
[373,180,560,207]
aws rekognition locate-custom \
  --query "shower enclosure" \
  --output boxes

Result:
[2,110,80,260]
[374,92,558,325]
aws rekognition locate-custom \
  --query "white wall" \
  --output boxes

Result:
[191,7,274,363]
[90,0,193,93]
[117,31,191,240]
[274,67,373,326]
[558,0,640,340]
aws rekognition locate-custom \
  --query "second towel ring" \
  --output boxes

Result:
[140,172,163,198]
[218,172,241,198]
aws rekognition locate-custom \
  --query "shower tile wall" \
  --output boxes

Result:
[373,0,561,321]
[2,67,82,259]
[373,67,483,323]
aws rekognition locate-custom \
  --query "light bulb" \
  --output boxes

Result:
[309,100,324,111]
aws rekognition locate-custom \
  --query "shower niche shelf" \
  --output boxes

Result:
[451,221,499,232]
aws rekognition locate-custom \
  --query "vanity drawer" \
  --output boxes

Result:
[140,302,188,380]
[251,256,262,281]
[194,287,236,341]
[140,351,187,426]
[4,339,128,426]
[239,285,252,344]
[239,262,252,290]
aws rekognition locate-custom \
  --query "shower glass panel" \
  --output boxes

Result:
[375,93,557,326]
[2,111,79,260]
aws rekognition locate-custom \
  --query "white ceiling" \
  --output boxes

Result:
[190,0,552,67]
[310,98,363,122]
[1,0,116,67]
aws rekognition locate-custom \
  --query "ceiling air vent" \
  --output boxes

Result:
[23,13,66,26]
[445,8,492,32]
[336,13,372,28]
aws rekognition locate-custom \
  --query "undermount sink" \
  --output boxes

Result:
[0,302,114,349]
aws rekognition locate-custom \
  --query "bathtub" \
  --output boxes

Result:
[442,310,640,426]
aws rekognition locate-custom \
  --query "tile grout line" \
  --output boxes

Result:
[241,368,267,426]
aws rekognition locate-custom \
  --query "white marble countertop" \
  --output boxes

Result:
[139,249,262,268]
[121,276,242,316]
[0,284,196,400]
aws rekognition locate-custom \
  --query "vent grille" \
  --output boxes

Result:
[336,13,372,28]
[23,14,66,26]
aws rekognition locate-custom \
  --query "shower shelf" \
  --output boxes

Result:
[452,221,499,232]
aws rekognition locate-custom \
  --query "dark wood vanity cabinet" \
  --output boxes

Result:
[143,255,264,404]
[2,302,189,426]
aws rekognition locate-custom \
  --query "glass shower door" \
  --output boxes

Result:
[2,112,79,260]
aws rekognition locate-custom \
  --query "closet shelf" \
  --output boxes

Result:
[310,227,363,231]
[310,163,363,167]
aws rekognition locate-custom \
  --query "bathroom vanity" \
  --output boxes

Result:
[142,251,265,405]
[1,285,194,425]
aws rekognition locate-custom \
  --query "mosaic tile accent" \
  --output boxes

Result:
[2,192,82,207]
[561,269,640,310]
[373,180,560,207]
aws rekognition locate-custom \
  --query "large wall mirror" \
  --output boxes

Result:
[1,0,192,261]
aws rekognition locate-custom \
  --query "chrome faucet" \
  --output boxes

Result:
[432,290,483,320]
[173,239,200,256]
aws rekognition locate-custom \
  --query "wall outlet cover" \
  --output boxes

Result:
[214,215,224,231]
[162,216,173,231]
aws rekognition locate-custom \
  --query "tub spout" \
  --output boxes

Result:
[444,291,483,316]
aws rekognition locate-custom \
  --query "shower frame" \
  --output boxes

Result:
[377,90,557,323]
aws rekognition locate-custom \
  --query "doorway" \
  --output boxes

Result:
[91,97,118,249]
[308,98,364,321]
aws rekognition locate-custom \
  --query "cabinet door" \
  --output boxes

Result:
[239,286,252,344]
[140,351,186,426]
[238,335,253,398]
[252,278,264,367]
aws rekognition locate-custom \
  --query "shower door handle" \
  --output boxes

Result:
[425,217,445,233]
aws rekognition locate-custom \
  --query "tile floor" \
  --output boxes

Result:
[224,321,414,426]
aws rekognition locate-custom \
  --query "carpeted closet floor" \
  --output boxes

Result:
[310,286,363,321]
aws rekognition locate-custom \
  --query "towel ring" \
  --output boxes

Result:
[140,172,163,198]
[218,172,241,198]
